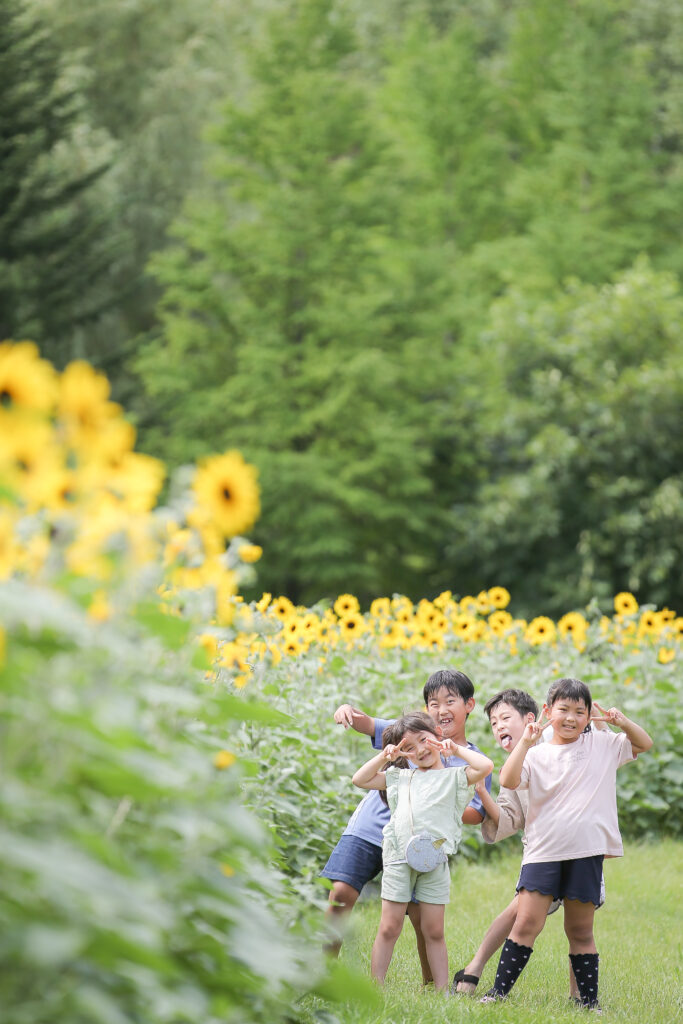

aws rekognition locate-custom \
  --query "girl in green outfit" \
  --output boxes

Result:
[353,711,492,991]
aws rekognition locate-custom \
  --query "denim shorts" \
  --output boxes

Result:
[320,835,383,894]
[517,855,604,906]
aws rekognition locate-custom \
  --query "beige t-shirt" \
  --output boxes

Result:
[517,729,635,864]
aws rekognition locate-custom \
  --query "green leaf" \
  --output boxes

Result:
[133,602,191,650]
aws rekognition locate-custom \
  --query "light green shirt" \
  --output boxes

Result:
[382,766,472,864]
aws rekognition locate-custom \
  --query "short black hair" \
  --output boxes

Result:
[423,668,475,705]
[546,677,592,714]
[484,688,539,721]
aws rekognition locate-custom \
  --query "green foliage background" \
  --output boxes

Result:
[5,0,681,611]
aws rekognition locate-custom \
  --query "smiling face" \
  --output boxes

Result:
[425,685,474,743]
[488,701,534,753]
[399,729,443,771]
[547,698,590,744]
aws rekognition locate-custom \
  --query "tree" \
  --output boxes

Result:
[137,0,456,603]
[0,0,119,363]
[442,262,683,614]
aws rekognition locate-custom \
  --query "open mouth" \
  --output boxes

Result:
[499,732,513,750]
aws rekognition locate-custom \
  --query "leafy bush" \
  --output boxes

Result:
[0,580,322,1024]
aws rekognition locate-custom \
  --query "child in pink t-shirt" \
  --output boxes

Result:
[481,677,653,1010]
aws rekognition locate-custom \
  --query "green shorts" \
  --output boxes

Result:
[381,859,451,904]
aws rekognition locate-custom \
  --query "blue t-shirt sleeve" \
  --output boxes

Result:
[372,716,396,751]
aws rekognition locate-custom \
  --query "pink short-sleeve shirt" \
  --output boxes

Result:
[518,729,635,864]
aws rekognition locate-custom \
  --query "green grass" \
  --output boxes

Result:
[308,840,683,1023]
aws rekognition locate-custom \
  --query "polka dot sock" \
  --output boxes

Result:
[490,938,533,996]
[569,952,600,1008]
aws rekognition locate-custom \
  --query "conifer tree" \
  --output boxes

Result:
[0,0,115,363]
[138,0,449,603]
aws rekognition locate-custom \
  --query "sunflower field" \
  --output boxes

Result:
[1,343,681,1023]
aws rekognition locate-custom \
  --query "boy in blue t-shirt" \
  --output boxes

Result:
[321,668,492,980]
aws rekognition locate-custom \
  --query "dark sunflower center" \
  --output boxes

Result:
[0,388,13,406]
[221,486,232,501]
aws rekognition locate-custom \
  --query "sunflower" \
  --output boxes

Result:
[0,341,57,412]
[281,616,304,639]
[638,609,658,636]
[58,360,120,442]
[270,595,295,620]
[379,622,404,649]
[214,750,237,769]
[558,612,588,639]
[238,543,262,563]
[192,450,260,538]
[370,597,391,619]
[475,591,491,614]
[453,613,477,640]
[334,593,360,617]
[283,638,304,657]
[614,592,638,617]
[488,586,511,610]
[524,616,557,646]
[657,647,675,665]
[338,612,365,641]
[433,590,452,609]
[255,592,272,613]
[488,610,513,636]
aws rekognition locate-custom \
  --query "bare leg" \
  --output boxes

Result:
[406,902,433,985]
[563,899,597,955]
[419,902,449,991]
[509,889,553,947]
[324,880,359,956]
[456,895,519,992]
[371,900,409,984]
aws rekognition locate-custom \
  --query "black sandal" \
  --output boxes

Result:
[451,968,480,994]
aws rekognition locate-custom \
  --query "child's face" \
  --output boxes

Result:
[488,701,534,753]
[546,698,590,744]
[426,686,474,741]
[400,729,442,771]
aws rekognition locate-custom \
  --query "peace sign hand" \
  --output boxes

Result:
[383,738,409,763]
[591,702,626,727]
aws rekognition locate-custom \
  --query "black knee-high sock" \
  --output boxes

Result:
[569,952,599,1007]
[490,938,533,996]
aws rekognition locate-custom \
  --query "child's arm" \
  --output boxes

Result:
[475,779,501,825]
[438,739,493,785]
[352,742,405,790]
[592,702,653,755]
[499,721,542,789]
[333,703,375,736]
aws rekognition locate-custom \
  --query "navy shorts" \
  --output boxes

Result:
[320,835,383,894]
[517,855,604,906]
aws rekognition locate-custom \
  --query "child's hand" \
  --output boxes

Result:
[383,739,408,763]
[431,737,460,757]
[521,719,544,745]
[334,703,358,728]
[591,702,627,727]
[474,778,487,797]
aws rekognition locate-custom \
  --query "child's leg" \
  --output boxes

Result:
[324,881,360,956]
[564,899,599,1007]
[455,895,519,992]
[418,902,449,991]
[371,900,409,984]
[406,901,433,986]
[484,889,552,999]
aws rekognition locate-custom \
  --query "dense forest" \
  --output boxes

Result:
[5,0,683,612]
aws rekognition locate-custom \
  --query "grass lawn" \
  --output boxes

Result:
[311,840,682,1023]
